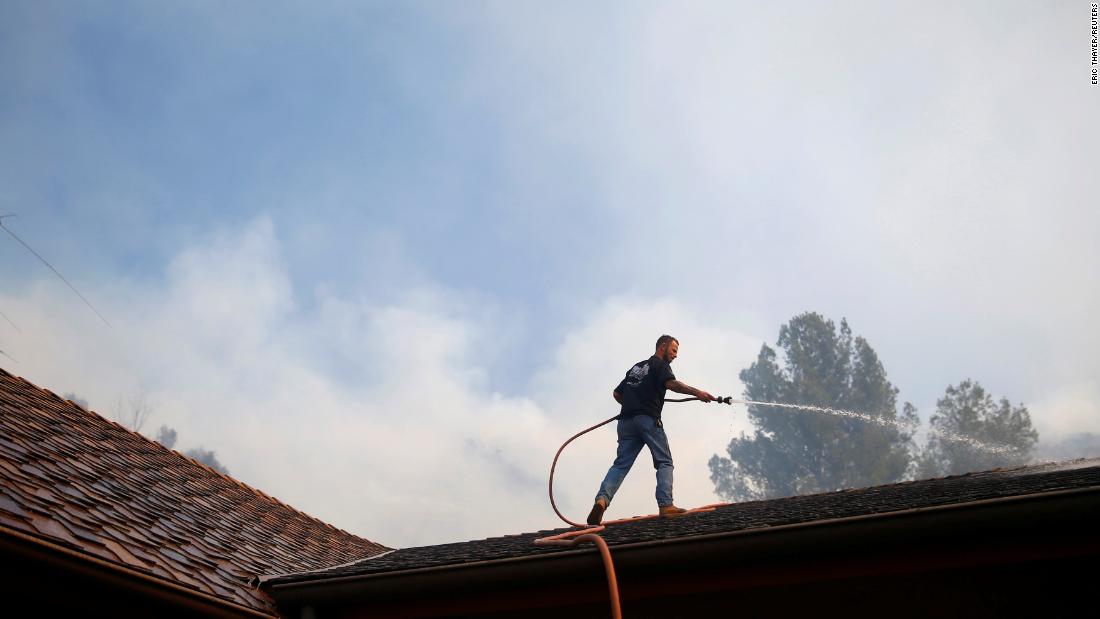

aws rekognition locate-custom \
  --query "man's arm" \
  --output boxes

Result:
[665,379,715,402]
[613,390,622,403]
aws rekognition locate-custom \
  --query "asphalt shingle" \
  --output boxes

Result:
[268,457,1100,586]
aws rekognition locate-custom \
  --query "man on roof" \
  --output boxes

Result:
[588,334,715,525]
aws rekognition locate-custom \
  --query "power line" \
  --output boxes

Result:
[0,214,111,328]
[0,309,20,333]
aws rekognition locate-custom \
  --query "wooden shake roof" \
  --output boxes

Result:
[0,368,389,615]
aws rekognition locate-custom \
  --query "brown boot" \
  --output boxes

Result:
[587,498,608,525]
[659,504,688,517]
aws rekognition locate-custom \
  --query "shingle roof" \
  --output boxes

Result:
[0,368,389,615]
[265,457,1100,586]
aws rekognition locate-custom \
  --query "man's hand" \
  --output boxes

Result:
[695,390,715,403]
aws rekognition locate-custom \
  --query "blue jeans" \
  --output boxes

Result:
[595,414,674,507]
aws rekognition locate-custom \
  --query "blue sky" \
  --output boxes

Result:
[1,1,1097,547]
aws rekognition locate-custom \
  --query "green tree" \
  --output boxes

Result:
[709,313,917,501]
[914,379,1037,477]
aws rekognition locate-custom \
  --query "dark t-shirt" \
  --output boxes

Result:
[615,355,676,419]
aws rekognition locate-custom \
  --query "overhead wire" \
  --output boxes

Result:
[0,309,21,333]
[0,214,111,327]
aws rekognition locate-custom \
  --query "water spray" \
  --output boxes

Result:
[662,395,1015,455]
[547,395,1016,529]
[724,397,1017,455]
[538,394,1022,619]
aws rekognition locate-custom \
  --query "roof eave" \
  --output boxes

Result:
[0,523,276,619]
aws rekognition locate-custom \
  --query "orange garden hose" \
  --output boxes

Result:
[547,415,619,528]
[535,414,621,616]
[535,403,732,618]
[533,527,621,619]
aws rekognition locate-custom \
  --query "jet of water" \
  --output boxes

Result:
[735,399,1019,455]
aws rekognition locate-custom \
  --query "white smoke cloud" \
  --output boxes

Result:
[1030,380,1100,444]
[0,216,766,547]
[5,210,1094,548]
[3,1,1096,552]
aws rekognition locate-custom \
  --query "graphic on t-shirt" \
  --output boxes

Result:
[625,361,649,387]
